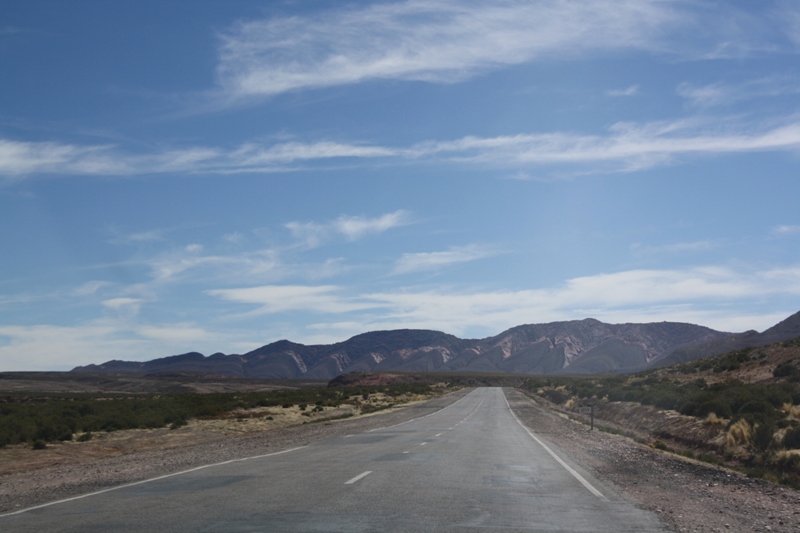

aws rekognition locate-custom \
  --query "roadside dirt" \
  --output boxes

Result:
[505,388,800,533]
[0,391,429,477]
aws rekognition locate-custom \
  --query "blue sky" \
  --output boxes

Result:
[2,0,800,370]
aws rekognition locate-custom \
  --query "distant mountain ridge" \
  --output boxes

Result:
[72,311,800,379]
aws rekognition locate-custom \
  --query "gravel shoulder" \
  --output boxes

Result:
[0,388,470,514]
[505,388,800,533]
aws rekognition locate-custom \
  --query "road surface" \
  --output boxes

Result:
[0,387,666,532]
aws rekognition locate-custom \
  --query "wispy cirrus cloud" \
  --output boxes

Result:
[678,77,800,107]
[772,224,800,236]
[393,244,499,274]
[5,114,800,181]
[607,85,639,97]
[0,138,396,181]
[215,0,686,99]
[286,210,411,248]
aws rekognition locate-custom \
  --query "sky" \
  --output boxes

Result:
[2,0,800,371]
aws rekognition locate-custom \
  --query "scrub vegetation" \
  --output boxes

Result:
[0,382,435,448]
[523,337,800,488]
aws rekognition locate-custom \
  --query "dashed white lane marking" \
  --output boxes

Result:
[403,451,409,454]
[435,433,442,437]
[420,442,427,446]
[345,471,372,484]
[448,427,454,430]
[0,446,308,518]
[502,390,608,502]
[345,435,354,438]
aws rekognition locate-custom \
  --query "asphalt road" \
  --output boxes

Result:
[0,388,667,532]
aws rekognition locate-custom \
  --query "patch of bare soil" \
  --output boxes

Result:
[506,389,800,533]
[0,389,466,513]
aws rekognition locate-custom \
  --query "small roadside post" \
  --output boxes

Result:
[579,405,594,431]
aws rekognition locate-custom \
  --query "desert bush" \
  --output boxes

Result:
[32,439,46,450]
[541,389,569,405]
[751,421,777,452]
[77,432,93,442]
[783,427,800,449]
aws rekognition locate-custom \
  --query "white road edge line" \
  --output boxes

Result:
[502,390,609,502]
[344,471,372,484]
[0,446,307,518]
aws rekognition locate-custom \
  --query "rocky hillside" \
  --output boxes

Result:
[653,310,800,368]
[70,314,796,379]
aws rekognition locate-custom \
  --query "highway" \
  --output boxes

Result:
[0,388,667,532]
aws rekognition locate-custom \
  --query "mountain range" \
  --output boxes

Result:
[72,310,800,379]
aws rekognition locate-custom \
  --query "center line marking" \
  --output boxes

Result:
[345,471,372,484]
[435,433,442,437]
[420,442,427,446]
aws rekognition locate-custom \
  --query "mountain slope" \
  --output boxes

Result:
[74,313,800,379]
[653,310,800,368]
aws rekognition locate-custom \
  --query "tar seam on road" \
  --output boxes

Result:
[0,446,308,518]
[344,471,372,484]
[502,390,609,502]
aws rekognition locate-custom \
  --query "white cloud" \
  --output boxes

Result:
[5,113,800,180]
[286,210,410,248]
[101,297,144,313]
[72,280,113,297]
[0,138,396,180]
[333,211,410,240]
[677,77,800,107]
[772,224,800,236]
[607,85,639,97]
[223,232,244,244]
[214,0,704,99]
[418,118,800,172]
[393,244,498,274]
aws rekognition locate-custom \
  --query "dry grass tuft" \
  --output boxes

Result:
[705,413,726,426]
[726,418,751,448]
[785,404,800,421]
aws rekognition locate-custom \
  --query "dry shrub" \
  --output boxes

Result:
[727,418,751,448]
[565,397,576,409]
[786,404,800,421]
[705,413,725,426]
